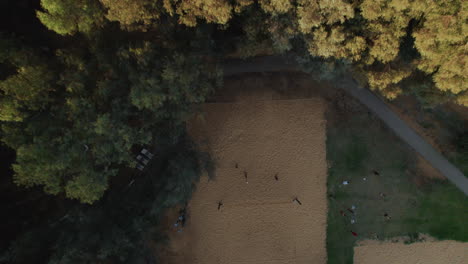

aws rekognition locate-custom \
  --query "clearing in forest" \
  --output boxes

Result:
[161,98,328,264]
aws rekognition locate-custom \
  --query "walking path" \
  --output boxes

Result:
[223,56,468,195]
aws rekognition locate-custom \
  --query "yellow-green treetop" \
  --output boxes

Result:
[163,0,233,26]
[298,0,354,34]
[259,0,293,14]
[365,65,413,98]
[99,0,159,30]
[413,0,467,105]
[37,0,103,35]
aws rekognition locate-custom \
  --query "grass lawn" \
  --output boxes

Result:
[326,112,468,264]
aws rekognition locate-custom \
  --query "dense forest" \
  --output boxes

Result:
[0,0,466,263]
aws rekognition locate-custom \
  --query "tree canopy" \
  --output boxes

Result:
[31,0,467,106]
[0,0,464,212]
[0,0,466,262]
[37,0,104,35]
[0,0,464,209]
[0,27,221,203]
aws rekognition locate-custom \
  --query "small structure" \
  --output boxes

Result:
[137,154,149,165]
[136,163,145,171]
[141,148,154,159]
[135,148,155,171]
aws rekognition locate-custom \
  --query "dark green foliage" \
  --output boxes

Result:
[37,0,104,35]
[407,182,468,241]
[425,108,468,177]
[453,132,468,176]
[0,28,221,204]
[1,5,221,260]
[403,76,453,108]
[1,130,206,263]
[0,34,58,121]
[341,136,368,172]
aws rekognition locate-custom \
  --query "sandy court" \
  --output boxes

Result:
[354,239,468,264]
[161,98,328,264]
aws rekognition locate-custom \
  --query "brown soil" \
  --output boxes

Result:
[448,102,468,121]
[385,95,448,180]
[354,239,468,264]
[416,155,445,180]
[386,96,443,152]
[160,98,328,264]
[212,72,331,103]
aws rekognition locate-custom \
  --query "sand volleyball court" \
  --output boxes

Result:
[161,98,328,264]
[354,239,468,264]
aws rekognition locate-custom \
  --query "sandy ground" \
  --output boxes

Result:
[160,98,328,264]
[354,239,468,264]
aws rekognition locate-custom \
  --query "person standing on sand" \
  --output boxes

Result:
[244,171,248,184]
[218,201,223,210]
[293,197,302,205]
[274,173,279,181]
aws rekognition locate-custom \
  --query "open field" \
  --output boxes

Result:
[325,92,468,264]
[160,98,328,264]
[354,239,468,264]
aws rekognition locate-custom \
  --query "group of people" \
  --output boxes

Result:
[216,164,302,211]
[338,169,394,237]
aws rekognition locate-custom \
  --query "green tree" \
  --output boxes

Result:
[0,35,57,121]
[126,43,222,118]
[99,0,160,31]
[163,0,233,26]
[1,28,222,204]
[37,0,104,35]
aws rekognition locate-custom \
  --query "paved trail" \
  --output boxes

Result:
[223,56,468,196]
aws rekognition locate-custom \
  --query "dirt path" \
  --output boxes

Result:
[354,239,468,264]
[223,56,468,195]
[161,99,328,264]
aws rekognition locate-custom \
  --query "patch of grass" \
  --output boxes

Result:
[407,182,468,241]
[430,108,468,177]
[341,136,368,172]
[451,154,468,178]
[326,113,468,264]
[451,131,468,177]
